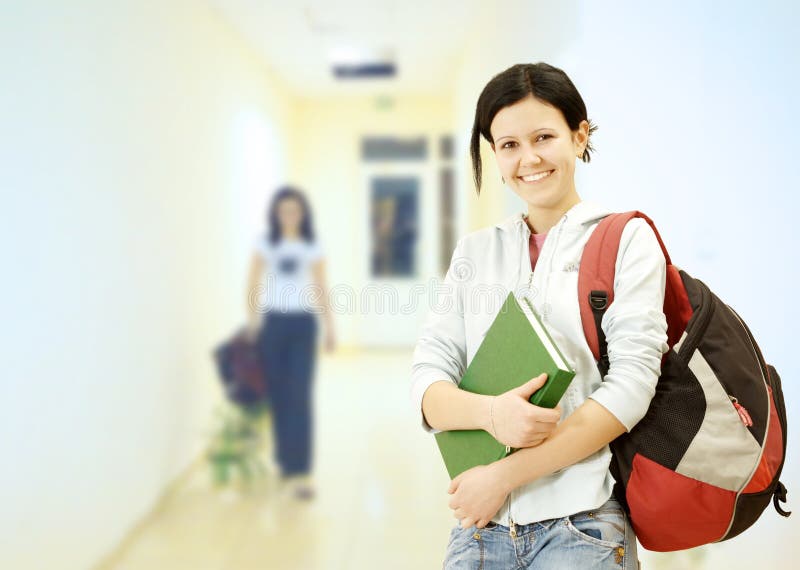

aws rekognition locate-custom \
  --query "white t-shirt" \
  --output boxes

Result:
[253,236,323,313]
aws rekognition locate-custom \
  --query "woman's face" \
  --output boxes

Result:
[489,95,588,211]
[276,197,304,234]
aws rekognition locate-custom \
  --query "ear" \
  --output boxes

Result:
[574,120,590,152]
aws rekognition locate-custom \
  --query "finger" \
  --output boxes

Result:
[520,424,556,439]
[448,476,461,494]
[461,517,475,529]
[514,373,548,398]
[476,519,488,529]
[531,409,562,423]
[526,413,558,426]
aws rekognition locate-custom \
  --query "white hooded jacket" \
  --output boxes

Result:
[410,199,669,526]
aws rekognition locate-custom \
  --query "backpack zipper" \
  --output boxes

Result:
[726,304,769,389]
[683,286,763,430]
[726,304,769,432]
[729,395,754,426]
[716,304,771,540]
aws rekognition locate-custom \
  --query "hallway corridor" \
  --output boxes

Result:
[98,350,454,569]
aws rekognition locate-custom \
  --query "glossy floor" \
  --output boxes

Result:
[100,350,796,569]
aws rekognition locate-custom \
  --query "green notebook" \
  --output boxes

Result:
[434,291,576,479]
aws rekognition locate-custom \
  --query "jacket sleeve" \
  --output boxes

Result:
[587,218,669,432]
[410,238,468,434]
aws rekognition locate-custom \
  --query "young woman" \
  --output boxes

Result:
[246,185,335,500]
[411,63,668,568]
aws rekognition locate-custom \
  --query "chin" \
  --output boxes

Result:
[512,187,560,209]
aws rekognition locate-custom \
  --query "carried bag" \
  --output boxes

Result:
[213,329,268,407]
[578,211,790,552]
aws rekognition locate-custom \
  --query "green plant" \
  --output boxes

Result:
[207,403,270,488]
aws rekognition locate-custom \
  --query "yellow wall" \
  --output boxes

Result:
[287,95,455,346]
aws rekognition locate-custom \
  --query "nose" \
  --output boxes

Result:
[519,142,542,168]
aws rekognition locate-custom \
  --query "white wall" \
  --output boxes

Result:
[449,1,583,231]
[451,1,799,567]
[0,2,294,568]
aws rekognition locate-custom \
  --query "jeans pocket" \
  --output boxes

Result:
[444,524,484,569]
[565,503,626,548]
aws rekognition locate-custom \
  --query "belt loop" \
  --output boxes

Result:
[622,510,639,570]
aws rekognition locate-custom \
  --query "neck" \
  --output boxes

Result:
[525,190,581,235]
[282,229,301,240]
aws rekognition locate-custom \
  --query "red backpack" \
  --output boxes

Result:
[578,211,791,552]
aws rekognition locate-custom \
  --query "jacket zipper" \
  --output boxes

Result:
[507,272,538,537]
[506,217,568,538]
[506,220,534,538]
[507,487,517,539]
[541,216,567,322]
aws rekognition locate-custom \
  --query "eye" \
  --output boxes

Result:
[501,141,517,149]
[536,134,553,142]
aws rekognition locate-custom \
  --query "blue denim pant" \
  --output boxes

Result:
[443,496,639,569]
[257,311,318,477]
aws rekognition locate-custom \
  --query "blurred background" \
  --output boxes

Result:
[1,0,798,568]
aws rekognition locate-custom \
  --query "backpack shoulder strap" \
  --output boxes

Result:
[578,211,674,376]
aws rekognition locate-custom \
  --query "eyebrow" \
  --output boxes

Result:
[495,128,553,143]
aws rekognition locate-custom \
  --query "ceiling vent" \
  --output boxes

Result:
[328,46,396,80]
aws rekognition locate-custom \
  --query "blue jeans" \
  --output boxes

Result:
[443,496,639,569]
[257,311,318,477]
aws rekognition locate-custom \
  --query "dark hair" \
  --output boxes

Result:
[470,62,598,194]
[267,185,315,244]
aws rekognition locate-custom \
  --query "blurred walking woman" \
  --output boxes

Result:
[411,63,669,568]
[247,186,335,500]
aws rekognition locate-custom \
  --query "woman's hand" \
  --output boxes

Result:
[489,373,562,449]
[448,464,510,529]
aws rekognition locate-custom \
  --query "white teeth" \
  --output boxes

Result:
[521,170,553,182]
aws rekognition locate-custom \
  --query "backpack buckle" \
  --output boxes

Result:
[590,290,608,311]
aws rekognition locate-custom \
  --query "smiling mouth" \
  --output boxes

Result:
[518,170,554,183]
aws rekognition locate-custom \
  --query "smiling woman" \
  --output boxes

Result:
[411,62,669,570]
[491,95,586,215]
[471,62,598,233]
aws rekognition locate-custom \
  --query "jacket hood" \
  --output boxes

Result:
[495,200,614,233]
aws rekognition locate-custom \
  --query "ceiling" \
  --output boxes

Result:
[207,0,484,97]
